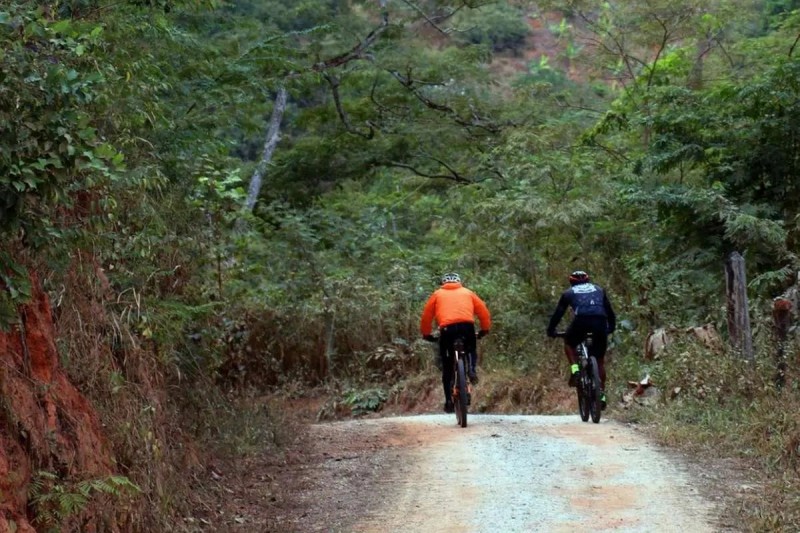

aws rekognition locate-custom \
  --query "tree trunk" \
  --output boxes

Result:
[245,85,288,212]
[772,297,792,388]
[724,251,753,360]
[687,36,712,90]
[325,311,335,379]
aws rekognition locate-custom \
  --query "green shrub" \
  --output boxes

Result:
[455,5,530,54]
[29,472,140,532]
[343,388,387,416]
[614,333,800,530]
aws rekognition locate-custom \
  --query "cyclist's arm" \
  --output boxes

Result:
[546,294,569,334]
[471,293,491,331]
[603,292,616,333]
[420,292,438,337]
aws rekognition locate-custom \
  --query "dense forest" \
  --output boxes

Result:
[3,0,800,530]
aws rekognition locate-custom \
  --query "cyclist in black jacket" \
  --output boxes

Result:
[546,270,616,409]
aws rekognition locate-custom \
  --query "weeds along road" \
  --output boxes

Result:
[271,414,724,533]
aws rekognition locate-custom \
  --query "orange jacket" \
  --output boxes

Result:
[420,282,492,336]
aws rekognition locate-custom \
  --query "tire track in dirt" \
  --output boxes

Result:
[270,414,726,533]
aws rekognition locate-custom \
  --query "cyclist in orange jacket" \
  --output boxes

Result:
[420,272,491,413]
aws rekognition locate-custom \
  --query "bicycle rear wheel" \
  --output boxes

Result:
[577,373,590,422]
[454,357,468,428]
[588,356,601,423]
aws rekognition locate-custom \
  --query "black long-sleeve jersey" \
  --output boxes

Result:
[547,282,616,333]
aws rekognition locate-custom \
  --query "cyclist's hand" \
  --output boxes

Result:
[477,329,489,339]
[546,329,557,338]
[423,334,437,342]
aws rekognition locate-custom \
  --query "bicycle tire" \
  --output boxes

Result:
[576,343,590,422]
[577,374,590,422]
[455,357,468,428]
[589,356,601,423]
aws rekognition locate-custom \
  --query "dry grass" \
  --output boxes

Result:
[614,338,800,531]
[53,260,293,530]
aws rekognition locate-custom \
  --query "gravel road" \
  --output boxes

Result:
[281,414,722,533]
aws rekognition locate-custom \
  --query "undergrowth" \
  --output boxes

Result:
[29,472,140,532]
[613,336,800,531]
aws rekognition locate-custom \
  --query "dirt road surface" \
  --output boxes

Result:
[266,414,725,533]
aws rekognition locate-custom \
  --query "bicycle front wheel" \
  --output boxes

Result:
[454,357,468,428]
[589,356,601,423]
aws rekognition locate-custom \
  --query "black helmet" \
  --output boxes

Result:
[441,272,461,284]
[569,270,590,285]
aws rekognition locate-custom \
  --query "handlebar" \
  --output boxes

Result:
[424,332,486,342]
[551,331,610,339]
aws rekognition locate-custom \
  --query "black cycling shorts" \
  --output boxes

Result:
[565,316,608,359]
[438,322,477,360]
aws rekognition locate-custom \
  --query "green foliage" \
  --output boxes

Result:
[29,471,140,531]
[454,4,531,53]
[0,3,119,240]
[515,55,570,88]
[10,0,800,525]
[0,252,31,329]
[344,387,387,416]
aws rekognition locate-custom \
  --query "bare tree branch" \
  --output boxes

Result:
[383,161,472,183]
[790,32,800,58]
[324,72,375,139]
[583,138,631,165]
[644,16,671,91]
[387,69,502,134]
[400,0,452,34]
[310,9,389,72]
[399,0,492,35]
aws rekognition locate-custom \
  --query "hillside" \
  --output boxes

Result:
[3,1,800,530]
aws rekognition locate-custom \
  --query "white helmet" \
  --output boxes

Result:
[441,272,461,284]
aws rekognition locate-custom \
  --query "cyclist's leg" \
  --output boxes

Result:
[439,328,455,409]
[563,322,584,385]
[563,342,577,365]
[441,355,454,403]
[595,351,607,409]
[459,322,479,380]
[589,324,608,390]
[597,357,606,389]
[584,319,608,408]
[565,321,588,362]
[444,322,478,380]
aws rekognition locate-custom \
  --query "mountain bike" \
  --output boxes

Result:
[556,332,601,423]
[450,336,471,428]
[425,334,474,428]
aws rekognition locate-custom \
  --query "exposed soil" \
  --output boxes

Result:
[0,272,115,532]
[185,405,754,533]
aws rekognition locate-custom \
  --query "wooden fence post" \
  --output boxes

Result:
[772,297,792,388]
[725,251,754,360]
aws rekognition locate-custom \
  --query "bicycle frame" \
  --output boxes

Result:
[450,338,471,428]
[577,336,591,373]
[425,333,477,428]
[577,334,601,423]
[557,332,601,423]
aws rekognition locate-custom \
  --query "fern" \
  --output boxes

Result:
[343,388,387,416]
[750,264,795,294]
[29,471,141,531]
